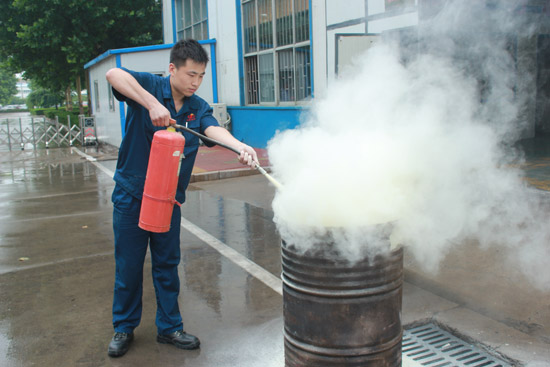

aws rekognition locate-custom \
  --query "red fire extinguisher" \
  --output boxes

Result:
[139,126,185,233]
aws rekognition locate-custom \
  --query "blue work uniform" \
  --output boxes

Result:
[111,67,219,335]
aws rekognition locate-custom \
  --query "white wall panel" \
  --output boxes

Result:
[326,0,365,25]
[87,57,121,148]
[367,0,385,15]
[208,1,240,105]
[121,49,171,75]
[163,0,174,44]
[336,34,380,77]
[367,12,418,34]
[312,0,328,99]
[326,24,365,85]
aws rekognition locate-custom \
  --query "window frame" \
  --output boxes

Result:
[242,0,312,107]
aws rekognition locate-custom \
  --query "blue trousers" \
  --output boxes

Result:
[112,186,183,335]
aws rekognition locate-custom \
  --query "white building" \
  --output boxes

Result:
[85,0,550,148]
[15,73,31,99]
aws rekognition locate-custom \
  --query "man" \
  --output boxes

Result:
[105,39,258,358]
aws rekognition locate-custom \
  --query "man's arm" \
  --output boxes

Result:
[105,68,171,127]
[204,126,259,168]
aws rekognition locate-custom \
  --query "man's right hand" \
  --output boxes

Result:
[149,102,172,127]
[105,68,172,127]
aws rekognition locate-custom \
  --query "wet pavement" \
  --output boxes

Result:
[0,137,549,366]
[0,146,284,367]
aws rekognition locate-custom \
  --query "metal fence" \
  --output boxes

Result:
[0,115,97,152]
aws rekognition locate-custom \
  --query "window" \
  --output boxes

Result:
[94,80,100,112]
[242,0,311,105]
[108,83,115,112]
[175,0,208,41]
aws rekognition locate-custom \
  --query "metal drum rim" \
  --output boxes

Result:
[283,329,403,357]
[281,248,403,270]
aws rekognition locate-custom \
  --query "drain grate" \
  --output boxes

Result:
[402,323,513,367]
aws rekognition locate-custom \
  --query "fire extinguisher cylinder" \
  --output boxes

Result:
[139,127,186,233]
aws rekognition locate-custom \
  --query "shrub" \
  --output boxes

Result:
[31,106,90,126]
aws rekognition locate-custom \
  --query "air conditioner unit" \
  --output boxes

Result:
[210,103,231,131]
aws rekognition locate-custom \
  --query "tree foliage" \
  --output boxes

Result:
[26,84,64,109]
[0,62,17,105]
[0,0,162,103]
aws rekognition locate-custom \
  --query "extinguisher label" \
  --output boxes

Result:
[173,151,180,157]
[176,151,183,176]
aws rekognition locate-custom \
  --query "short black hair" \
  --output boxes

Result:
[170,39,209,68]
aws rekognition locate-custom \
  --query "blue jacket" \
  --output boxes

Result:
[112,68,219,204]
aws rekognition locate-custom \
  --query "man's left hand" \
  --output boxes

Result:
[238,145,259,168]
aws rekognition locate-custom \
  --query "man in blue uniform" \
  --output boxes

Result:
[105,39,259,358]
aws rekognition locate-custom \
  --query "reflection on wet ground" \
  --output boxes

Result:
[182,190,282,276]
[0,147,284,366]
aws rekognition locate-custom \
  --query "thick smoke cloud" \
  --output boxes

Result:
[268,0,550,289]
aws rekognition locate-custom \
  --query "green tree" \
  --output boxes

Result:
[0,62,17,105]
[9,95,26,105]
[0,0,162,113]
[26,82,64,109]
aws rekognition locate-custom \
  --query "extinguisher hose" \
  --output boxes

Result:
[173,123,240,154]
[171,122,283,190]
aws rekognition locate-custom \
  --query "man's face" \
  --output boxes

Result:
[169,60,206,98]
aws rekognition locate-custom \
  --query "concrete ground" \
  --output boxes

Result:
[0,138,549,366]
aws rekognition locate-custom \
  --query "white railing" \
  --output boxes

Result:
[0,115,96,151]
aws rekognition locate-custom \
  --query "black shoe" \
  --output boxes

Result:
[108,332,134,357]
[157,330,200,350]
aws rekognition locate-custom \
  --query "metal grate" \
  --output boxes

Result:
[402,323,513,367]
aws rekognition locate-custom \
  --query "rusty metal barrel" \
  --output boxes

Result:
[282,234,403,367]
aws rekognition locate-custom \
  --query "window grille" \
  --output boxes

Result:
[242,0,311,105]
[245,57,260,104]
[176,0,208,41]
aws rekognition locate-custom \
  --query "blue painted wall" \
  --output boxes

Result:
[228,106,310,149]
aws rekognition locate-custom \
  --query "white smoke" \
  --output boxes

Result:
[268,1,550,289]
